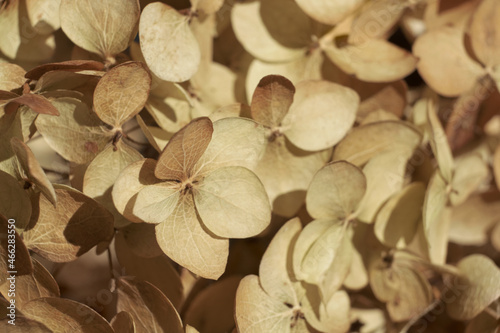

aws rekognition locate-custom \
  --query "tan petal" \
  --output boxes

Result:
[306,161,366,221]
[282,80,359,151]
[111,312,136,333]
[133,182,181,224]
[231,0,311,62]
[35,97,110,164]
[10,137,56,206]
[413,25,485,97]
[60,0,140,58]
[93,61,151,127]
[23,297,114,332]
[116,277,183,333]
[0,170,32,231]
[333,120,422,167]
[250,75,295,128]
[155,195,229,280]
[495,144,500,190]
[447,254,500,320]
[155,117,213,181]
[83,141,143,227]
[450,153,489,206]
[296,0,363,25]
[139,2,200,82]
[194,166,271,239]
[24,60,104,81]
[324,38,417,83]
[468,0,500,69]
[0,63,26,91]
[190,0,224,15]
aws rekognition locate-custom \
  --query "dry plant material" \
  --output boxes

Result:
[0,0,499,332]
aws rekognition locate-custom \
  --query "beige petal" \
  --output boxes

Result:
[23,185,114,262]
[427,97,454,183]
[235,275,298,333]
[190,0,224,15]
[23,297,114,332]
[0,63,25,91]
[324,38,417,83]
[295,0,364,25]
[155,195,229,280]
[93,61,151,127]
[449,192,500,246]
[133,182,181,224]
[0,170,32,231]
[495,144,500,190]
[282,80,359,151]
[155,117,213,181]
[245,50,324,102]
[35,97,110,164]
[423,170,451,265]
[83,141,143,227]
[447,254,500,320]
[231,0,311,62]
[468,0,500,69]
[25,60,104,81]
[194,117,267,175]
[250,75,295,128]
[254,135,330,217]
[356,149,411,223]
[111,312,136,333]
[10,137,56,206]
[112,158,162,223]
[0,258,59,311]
[0,110,30,177]
[194,166,271,239]
[60,0,140,58]
[306,161,366,221]
[332,120,422,167]
[450,153,489,206]
[374,182,425,248]
[116,277,183,333]
[259,218,302,303]
[140,2,200,82]
[413,25,485,97]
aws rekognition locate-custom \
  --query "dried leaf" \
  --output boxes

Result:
[5,94,59,116]
[83,141,143,227]
[23,297,114,333]
[93,61,151,128]
[155,117,213,181]
[250,75,295,128]
[23,185,114,262]
[118,277,184,333]
[10,137,56,206]
[194,166,271,238]
[139,2,200,82]
[281,80,359,151]
[413,25,485,97]
[447,254,500,320]
[60,0,140,58]
[155,195,229,279]
[306,161,366,221]
[35,97,110,164]
[295,0,364,25]
[333,120,422,166]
